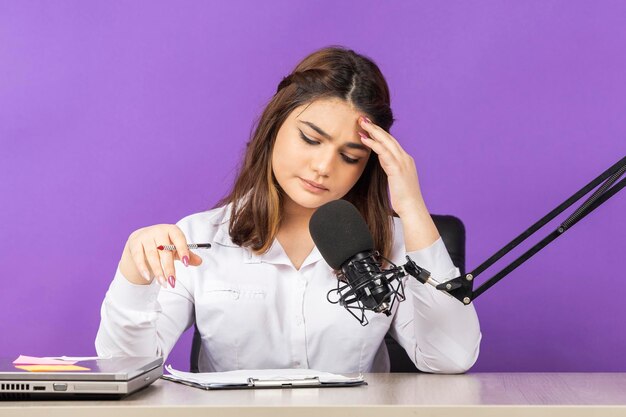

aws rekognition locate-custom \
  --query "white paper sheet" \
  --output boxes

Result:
[43,355,112,361]
[164,365,364,387]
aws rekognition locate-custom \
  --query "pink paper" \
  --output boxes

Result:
[13,355,78,365]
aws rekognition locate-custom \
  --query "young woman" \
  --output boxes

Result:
[96,46,481,374]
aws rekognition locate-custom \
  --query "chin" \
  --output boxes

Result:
[286,189,335,209]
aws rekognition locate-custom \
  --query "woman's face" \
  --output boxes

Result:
[272,98,371,213]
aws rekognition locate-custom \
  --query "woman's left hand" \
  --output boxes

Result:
[357,116,425,218]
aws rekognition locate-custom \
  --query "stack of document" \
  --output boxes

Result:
[163,365,366,389]
[12,355,107,372]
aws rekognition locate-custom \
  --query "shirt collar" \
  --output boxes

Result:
[244,239,323,268]
[210,204,324,268]
[210,204,239,248]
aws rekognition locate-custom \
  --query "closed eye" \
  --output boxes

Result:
[341,154,359,164]
[299,130,319,145]
[299,129,361,165]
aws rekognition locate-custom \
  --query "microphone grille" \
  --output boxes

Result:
[309,200,374,270]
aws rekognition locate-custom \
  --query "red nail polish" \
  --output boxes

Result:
[168,276,176,288]
[182,256,189,267]
[364,117,372,124]
[358,131,369,139]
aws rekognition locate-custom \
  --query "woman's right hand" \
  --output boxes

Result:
[118,224,203,288]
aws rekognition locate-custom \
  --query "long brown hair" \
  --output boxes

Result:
[216,46,396,258]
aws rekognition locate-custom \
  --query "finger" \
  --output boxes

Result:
[144,242,167,288]
[359,134,387,157]
[358,116,390,140]
[168,226,191,267]
[156,236,176,289]
[358,126,404,164]
[359,133,401,166]
[360,132,404,163]
[358,118,405,160]
[128,243,153,283]
[188,251,203,266]
[360,135,410,177]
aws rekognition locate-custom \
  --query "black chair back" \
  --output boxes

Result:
[386,214,465,372]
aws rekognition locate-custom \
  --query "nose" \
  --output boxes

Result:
[310,147,334,177]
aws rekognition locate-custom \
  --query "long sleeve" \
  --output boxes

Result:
[95,205,480,373]
[94,263,195,361]
[388,237,482,374]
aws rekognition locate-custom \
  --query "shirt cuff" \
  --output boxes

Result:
[106,266,161,311]
[405,237,460,281]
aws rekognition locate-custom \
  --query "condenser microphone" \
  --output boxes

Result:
[309,200,398,319]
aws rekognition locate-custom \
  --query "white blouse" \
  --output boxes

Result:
[95,204,481,374]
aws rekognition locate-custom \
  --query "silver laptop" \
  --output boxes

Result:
[0,356,162,400]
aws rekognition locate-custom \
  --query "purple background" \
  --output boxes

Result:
[1,1,624,372]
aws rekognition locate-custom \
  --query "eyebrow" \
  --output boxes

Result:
[298,120,369,151]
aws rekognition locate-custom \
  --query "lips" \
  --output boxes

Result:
[300,178,328,191]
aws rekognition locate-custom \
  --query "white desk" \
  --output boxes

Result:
[3,373,626,416]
